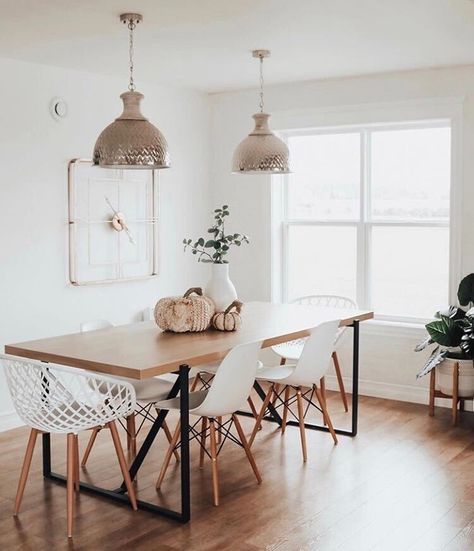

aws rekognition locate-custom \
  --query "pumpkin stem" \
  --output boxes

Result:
[183,287,203,298]
[225,300,243,314]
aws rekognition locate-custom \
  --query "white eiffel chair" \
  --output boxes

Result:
[272,295,357,412]
[250,320,340,462]
[155,341,263,506]
[1,354,137,538]
[80,320,180,465]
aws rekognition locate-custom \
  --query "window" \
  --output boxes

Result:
[278,122,452,322]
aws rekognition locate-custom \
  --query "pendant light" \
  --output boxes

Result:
[93,13,170,170]
[232,50,290,174]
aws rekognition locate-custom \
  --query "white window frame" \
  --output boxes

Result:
[271,105,462,326]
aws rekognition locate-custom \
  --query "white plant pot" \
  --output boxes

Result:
[205,263,237,312]
[437,357,474,398]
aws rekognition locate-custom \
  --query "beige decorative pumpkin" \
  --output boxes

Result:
[154,287,215,333]
[212,300,243,331]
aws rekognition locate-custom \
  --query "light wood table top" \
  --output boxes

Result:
[5,302,373,380]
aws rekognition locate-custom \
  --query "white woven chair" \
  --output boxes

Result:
[250,320,341,462]
[155,341,263,506]
[272,295,357,412]
[1,353,138,538]
[80,320,181,466]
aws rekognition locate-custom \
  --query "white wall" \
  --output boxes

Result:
[0,57,211,429]
[210,65,474,407]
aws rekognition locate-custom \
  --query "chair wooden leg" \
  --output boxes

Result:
[81,427,100,467]
[429,367,436,417]
[247,396,261,430]
[156,421,181,489]
[209,419,220,506]
[319,377,327,425]
[66,433,75,538]
[126,413,137,458]
[452,362,459,426]
[199,417,208,469]
[162,419,180,463]
[73,434,80,492]
[232,414,262,484]
[107,421,138,511]
[315,385,338,445]
[296,388,308,462]
[249,384,274,447]
[281,385,291,434]
[332,351,349,412]
[14,428,39,515]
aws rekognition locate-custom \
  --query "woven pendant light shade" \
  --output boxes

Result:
[93,91,170,170]
[232,113,290,174]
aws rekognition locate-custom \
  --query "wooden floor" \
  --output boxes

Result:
[1,393,474,551]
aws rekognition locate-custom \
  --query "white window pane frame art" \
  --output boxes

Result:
[68,159,159,285]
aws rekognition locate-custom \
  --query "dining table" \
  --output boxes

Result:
[4,301,373,523]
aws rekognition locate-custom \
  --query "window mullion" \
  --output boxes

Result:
[356,130,369,309]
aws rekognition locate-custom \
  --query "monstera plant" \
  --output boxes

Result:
[416,274,474,378]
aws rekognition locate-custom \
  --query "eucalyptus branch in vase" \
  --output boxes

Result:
[183,205,250,264]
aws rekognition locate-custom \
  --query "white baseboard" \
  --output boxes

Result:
[324,375,474,411]
[0,410,24,432]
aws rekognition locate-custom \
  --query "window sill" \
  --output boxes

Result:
[361,319,427,339]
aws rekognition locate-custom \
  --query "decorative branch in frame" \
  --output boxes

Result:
[68,159,159,285]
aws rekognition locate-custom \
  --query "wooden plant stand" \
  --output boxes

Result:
[429,362,468,426]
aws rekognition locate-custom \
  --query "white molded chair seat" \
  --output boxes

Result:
[155,341,263,506]
[254,363,297,383]
[250,320,341,461]
[272,295,357,414]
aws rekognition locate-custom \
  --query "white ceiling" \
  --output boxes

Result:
[2,0,474,93]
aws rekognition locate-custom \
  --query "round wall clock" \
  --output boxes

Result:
[68,159,159,285]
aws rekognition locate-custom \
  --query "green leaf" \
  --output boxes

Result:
[426,316,464,347]
[197,237,205,246]
[458,274,474,307]
[205,240,214,247]
[213,242,221,249]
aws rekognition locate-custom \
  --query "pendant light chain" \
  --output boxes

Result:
[259,54,265,113]
[127,19,136,91]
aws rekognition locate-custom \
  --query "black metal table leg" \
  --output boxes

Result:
[42,433,51,476]
[43,365,192,522]
[237,320,361,438]
[179,365,190,522]
[350,319,360,436]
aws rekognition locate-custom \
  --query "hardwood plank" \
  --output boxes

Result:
[0,394,472,550]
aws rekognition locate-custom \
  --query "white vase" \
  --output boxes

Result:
[205,263,237,311]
